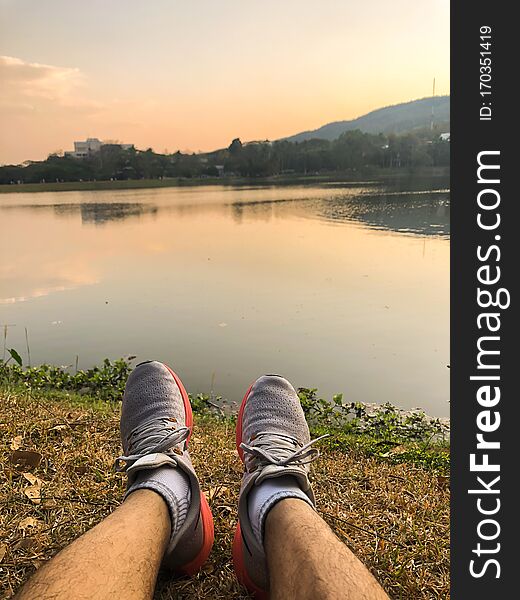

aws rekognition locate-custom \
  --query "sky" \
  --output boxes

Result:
[0,0,450,165]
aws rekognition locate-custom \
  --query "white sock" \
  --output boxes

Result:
[126,466,191,538]
[247,475,314,546]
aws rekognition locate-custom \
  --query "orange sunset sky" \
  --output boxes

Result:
[0,0,449,165]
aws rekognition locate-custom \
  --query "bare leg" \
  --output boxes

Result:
[265,499,389,600]
[16,490,170,600]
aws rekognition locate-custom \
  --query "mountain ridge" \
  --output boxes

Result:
[282,96,450,143]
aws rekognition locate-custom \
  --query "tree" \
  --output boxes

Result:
[228,138,243,155]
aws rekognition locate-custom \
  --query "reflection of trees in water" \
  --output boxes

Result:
[15,188,450,236]
[313,192,450,237]
[228,191,450,237]
[339,193,449,237]
[378,175,450,193]
[230,199,276,224]
[80,203,158,225]
[231,203,244,224]
[52,203,158,225]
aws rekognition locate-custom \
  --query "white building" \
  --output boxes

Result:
[65,138,102,158]
[65,138,134,159]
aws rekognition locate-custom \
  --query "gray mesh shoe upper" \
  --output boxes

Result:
[120,360,187,464]
[237,375,326,591]
[117,361,205,570]
[240,375,324,493]
[242,375,310,439]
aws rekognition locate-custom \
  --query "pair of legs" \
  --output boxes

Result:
[16,494,386,600]
[16,364,388,600]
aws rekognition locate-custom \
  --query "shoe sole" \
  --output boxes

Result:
[163,364,215,576]
[232,383,269,599]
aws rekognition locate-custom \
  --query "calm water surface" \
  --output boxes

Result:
[0,181,450,416]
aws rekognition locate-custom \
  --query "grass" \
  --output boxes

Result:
[0,175,354,194]
[0,383,449,599]
[0,167,449,194]
[0,178,220,194]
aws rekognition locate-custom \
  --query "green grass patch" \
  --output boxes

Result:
[1,357,449,475]
[1,352,451,599]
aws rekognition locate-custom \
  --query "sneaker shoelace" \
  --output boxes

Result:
[240,431,328,473]
[115,417,190,472]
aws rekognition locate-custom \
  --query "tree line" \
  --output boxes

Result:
[0,128,449,185]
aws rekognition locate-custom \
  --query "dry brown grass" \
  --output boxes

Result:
[0,389,449,599]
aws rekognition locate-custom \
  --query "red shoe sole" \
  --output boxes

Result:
[232,383,269,598]
[233,522,269,599]
[179,490,215,576]
[163,364,214,576]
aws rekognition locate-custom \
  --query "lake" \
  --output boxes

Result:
[0,179,450,416]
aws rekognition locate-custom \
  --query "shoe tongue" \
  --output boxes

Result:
[255,464,311,492]
[126,452,178,475]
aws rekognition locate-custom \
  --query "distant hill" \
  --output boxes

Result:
[283,96,450,143]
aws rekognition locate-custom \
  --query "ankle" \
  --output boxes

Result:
[247,477,314,547]
[126,466,191,539]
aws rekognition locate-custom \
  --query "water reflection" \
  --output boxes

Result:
[2,186,450,237]
[229,191,449,237]
[0,182,450,416]
[316,192,450,237]
[54,203,159,225]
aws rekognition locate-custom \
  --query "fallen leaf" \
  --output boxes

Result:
[23,475,43,505]
[19,517,39,530]
[0,543,6,563]
[204,486,229,502]
[10,435,23,450]
[390,445,408,455]
[14,537,35,551]
[22,473,43,486]
[41,499,58,510]
[24,485,42,504]
[49,424,68,432]
[10,450,42,469]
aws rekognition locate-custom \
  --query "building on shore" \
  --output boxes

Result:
[65,138,134,159]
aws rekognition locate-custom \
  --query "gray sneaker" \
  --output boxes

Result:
[232,375,326,597]
[116,361,214,575]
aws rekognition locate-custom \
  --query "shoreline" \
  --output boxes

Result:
[0,167,450,194]
[0,357,450,435]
